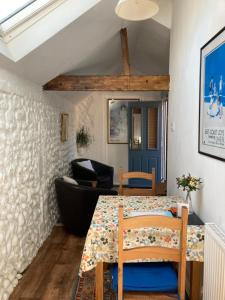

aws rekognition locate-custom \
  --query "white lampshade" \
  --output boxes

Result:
[115,0,159,21]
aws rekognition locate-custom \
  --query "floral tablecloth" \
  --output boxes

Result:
[79,196,204,275]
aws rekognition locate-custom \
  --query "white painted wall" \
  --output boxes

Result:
[153,0,173,29]
[168,0,225,228]
[0,68,76,299]
[73,91,162,184]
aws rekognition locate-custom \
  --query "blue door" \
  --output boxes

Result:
[128,101,162,187]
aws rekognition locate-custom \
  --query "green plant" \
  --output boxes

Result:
[176,174,202,192]
[76,126,92,148]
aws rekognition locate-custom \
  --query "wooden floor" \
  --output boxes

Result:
[10,226,85,300]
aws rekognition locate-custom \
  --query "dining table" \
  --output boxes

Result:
[79,195,204,300]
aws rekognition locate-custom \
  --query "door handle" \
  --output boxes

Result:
[129,139,132,149]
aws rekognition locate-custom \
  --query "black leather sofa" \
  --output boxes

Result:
[55,178,117,236]
[71,158,114,189]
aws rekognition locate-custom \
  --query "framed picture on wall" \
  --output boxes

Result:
[107,99,138,144]
[61,113,69,142]
[199,27,225,161]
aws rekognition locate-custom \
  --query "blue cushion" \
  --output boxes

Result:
[162,211,173,217]
[112,262,178,293]
[128,210,173,218]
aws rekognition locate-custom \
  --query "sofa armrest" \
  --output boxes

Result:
[77,179,97,187]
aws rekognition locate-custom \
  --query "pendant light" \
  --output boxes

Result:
[115,0,159,21]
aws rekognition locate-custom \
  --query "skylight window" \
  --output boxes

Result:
[0,1,35,24]
[0,0,100,62]
[0,0,54,37]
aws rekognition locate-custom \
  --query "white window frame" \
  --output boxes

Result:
[0,1,36,25]
[0,0,66,42]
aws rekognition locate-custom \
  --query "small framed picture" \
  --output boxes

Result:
[61,113,69,142]
[199,27,225,161]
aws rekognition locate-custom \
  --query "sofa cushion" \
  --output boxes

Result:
[77,160,95,172]
[63,176,78,185]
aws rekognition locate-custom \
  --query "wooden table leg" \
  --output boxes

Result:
[190,261,203,300]
[95,262,104,300]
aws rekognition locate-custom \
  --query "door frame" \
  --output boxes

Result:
[128,100,167,185]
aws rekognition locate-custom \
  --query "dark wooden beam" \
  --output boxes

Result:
[43,75,170,91]
[120,28,130,75]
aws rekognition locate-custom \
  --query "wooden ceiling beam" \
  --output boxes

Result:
[43,75,170,91]
[120,28,130,75]
[43,28,170,92]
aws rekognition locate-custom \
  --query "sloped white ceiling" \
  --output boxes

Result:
[0,0,171,85]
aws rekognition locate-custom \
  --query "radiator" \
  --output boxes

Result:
[203,223,225,300]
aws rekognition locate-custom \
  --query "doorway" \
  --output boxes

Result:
[128,100,167,187]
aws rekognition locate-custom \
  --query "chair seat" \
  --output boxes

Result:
[113,262,178,293]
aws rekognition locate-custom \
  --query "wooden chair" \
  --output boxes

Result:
[113,205,188,300]
[118,169,156,196]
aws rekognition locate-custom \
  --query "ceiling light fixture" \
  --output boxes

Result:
[115,0,159,21]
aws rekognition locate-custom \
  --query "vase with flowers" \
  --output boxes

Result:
[176,174,202,214]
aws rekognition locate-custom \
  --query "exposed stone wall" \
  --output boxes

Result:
[0,69,76,299]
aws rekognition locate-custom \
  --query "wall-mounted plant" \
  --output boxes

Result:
[76,126,92,150]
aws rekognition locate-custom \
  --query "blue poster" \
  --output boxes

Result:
[202,41,225,149]
[204,42,225,112]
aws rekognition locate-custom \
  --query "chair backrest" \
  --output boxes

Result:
[118,169,156,196]
[117,205,188,300]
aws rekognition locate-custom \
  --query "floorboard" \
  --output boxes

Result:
[9,226,85,300]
